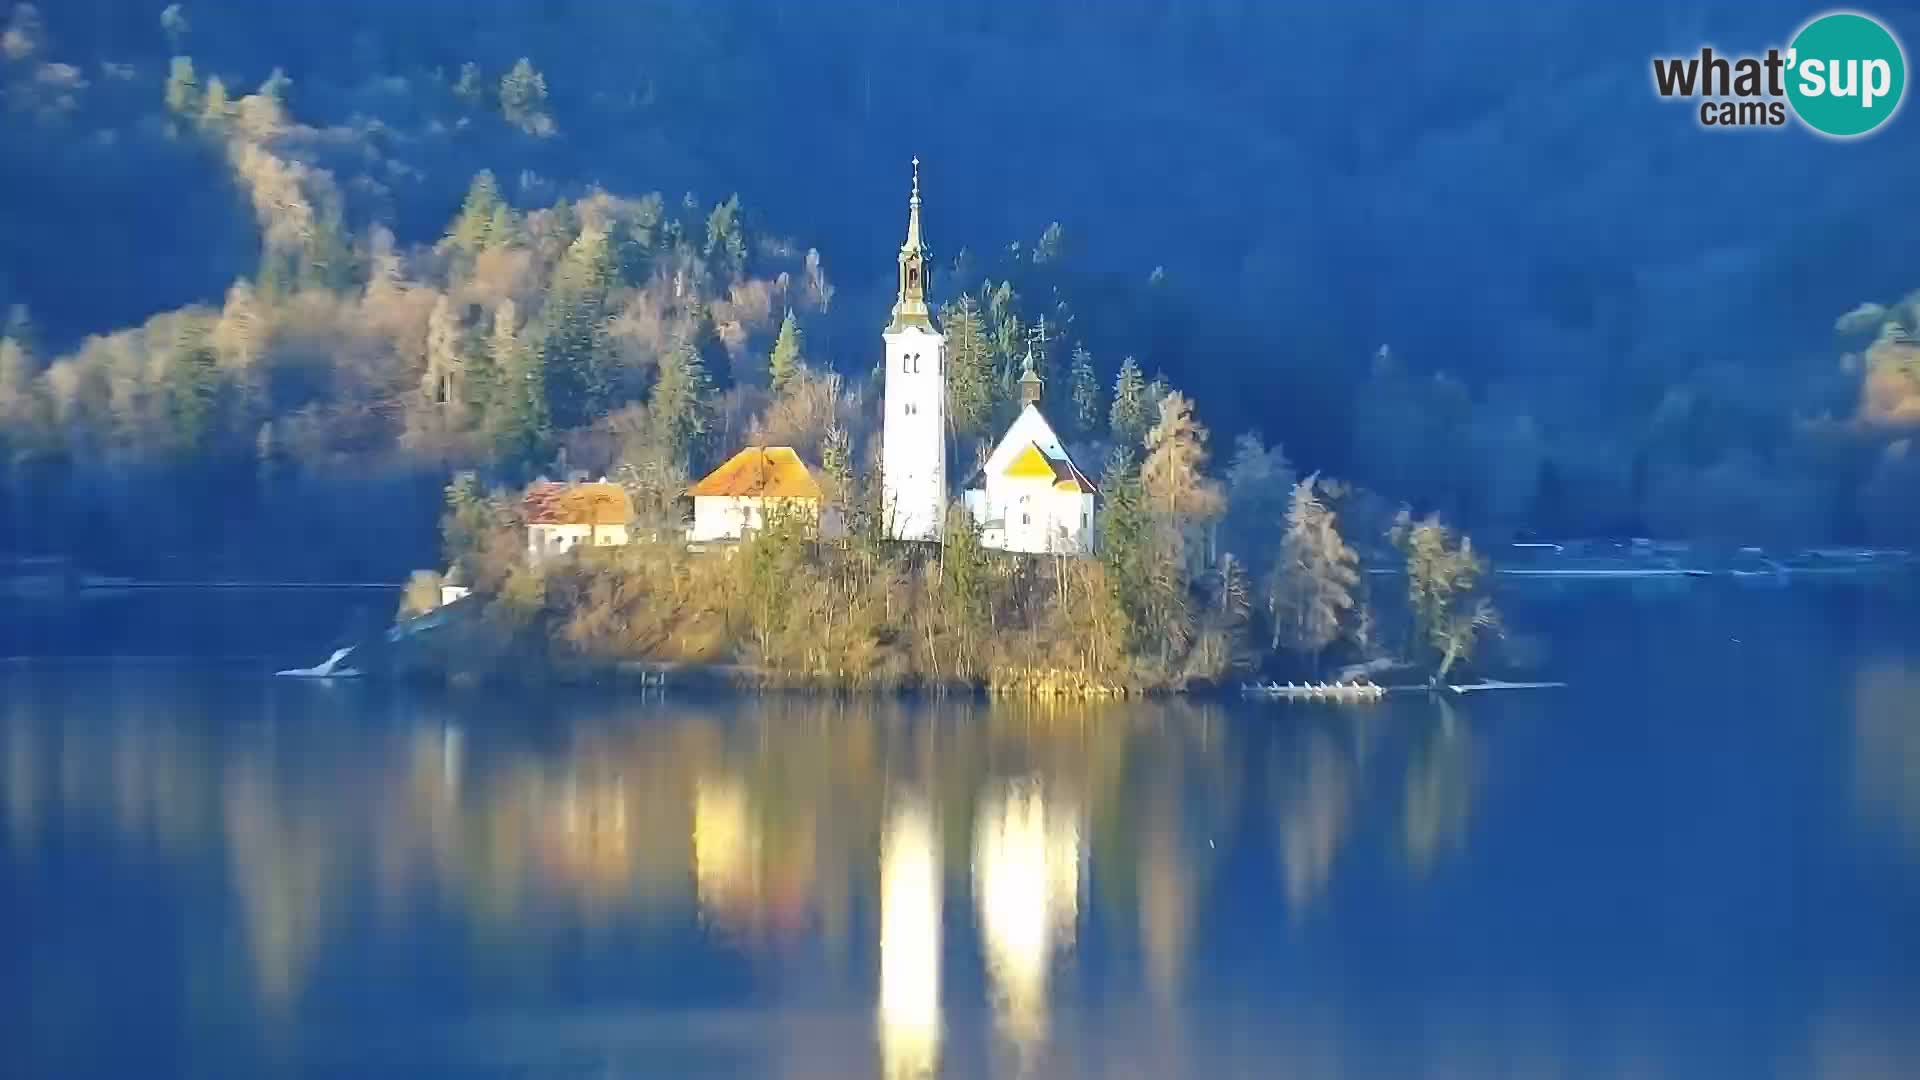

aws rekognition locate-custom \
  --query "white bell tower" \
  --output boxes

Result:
[882,158,946,542]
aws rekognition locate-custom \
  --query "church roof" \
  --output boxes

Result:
[524,482,634,526]
[688,446,823,500]
[966,405,1097,493]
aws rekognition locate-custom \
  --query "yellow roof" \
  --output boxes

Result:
[1004,443,1057,480]
[1000,442,1097,494]
[524,482,634,526]
[688,446,823,499]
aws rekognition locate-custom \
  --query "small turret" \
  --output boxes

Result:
[1018,347,1043,407]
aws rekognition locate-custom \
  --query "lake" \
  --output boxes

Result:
[2,581,1917,1077]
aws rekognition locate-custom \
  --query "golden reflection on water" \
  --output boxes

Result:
[0,681,1513,1070]
[879,797,941,1079]
[973,777,1081,1058]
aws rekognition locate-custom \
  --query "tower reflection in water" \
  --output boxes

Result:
[878,796,941,1079]
[973,776,1083,1060]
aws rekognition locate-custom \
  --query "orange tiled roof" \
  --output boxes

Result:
[687,446,823,500]
[523,482,634,526]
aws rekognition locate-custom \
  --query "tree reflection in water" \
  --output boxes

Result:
[0,678,1508,1074]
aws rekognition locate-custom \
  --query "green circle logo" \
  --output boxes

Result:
[1786,12,1906,137]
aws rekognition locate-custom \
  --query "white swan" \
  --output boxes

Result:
[276,645,361,678]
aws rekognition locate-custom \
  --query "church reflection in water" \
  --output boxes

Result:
[0,677,1520,1073]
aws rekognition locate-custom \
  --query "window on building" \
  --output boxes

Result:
[1022,513,1031,525]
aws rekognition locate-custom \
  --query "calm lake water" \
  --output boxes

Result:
[2,582,1917,1078]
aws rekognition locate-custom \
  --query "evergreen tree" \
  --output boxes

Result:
[1269,474,1360,667]
[297,214,354,293]
[201,75,230,126]
[768,308,803,395]
[1141,391,1219,518]
[653,336,714,463]
[1146,371,1172,416]
[1033,221,1067,265]
[485,299,549,465]
[1068,344,1101,436]
[164,56,200,116]
[704,194,747,278]
[486,203,520,249]
[1098,449,1188,664]
[1390,511,1501,681]
[259,67,291,105]
[938,504,994,676]
[939,295,993,437]
[164,321,221,455]
[1223,432,1295,578]
[499,58,553,135]
[445,170,504,257]
[537,228,618,428]
[1110,356,1148,449]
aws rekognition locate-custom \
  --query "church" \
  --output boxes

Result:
[879,160,1097,554]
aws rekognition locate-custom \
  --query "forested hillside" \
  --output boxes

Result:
[2,0,1918,575]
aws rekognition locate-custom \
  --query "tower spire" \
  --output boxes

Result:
[888,157,933,332]
[1019,317,1044,407]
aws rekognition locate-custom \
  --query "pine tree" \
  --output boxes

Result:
[297,214,354,293]
[1033,221,1067,265]
[259,67,291,105]
[1068,344,1101,436]
[499,58,553,135]
[164,321,222,455]
[485,299,549,465]
[486,203,519,249]
[1223,432,1295,579]
[1098,449,1188,663]
[939,295,993,437]
[1141,391,1218,518]
[1110,356,1148,449]
[445,170,504,257]
[164,56,200,116]
[201,75,230,126]
[537,228,618,429]
[768,308,803,395]
[653,336,714,463]
[1269,474,1360,667]
[704,194,747,278]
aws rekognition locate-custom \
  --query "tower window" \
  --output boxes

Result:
[907,266,920,289]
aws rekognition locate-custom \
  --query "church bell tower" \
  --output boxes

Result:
[881,158,947,542]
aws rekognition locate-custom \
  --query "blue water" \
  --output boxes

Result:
[1,581,1916,1077]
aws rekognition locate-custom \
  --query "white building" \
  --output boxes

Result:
[963,359,1098,554]
[523,481,634,562]
[685,445,829,543]
[881,158,947,543]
